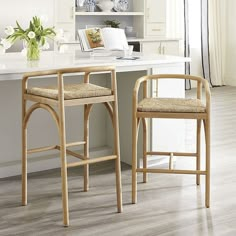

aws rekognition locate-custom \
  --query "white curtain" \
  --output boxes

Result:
[166,0,184,39]
[189,0,202,78]
[166,0,226,86]
[209,0,226,85]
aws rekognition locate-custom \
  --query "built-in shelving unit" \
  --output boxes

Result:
[54,0,181,56]
[55,0,146,39]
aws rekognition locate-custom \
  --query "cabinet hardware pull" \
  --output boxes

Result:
[153,82,158,97]
[152,29,161,31]
[162,46,165,54]
[71,6,74,19]
[147,8,150,18]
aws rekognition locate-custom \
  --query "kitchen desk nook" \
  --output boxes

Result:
[0,51,190,178]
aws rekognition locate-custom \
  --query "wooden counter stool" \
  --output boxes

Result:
[22,66,122,226]
[132,74,211,207]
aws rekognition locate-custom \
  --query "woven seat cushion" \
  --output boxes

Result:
[138,98,206,113]
[27,83,112,100]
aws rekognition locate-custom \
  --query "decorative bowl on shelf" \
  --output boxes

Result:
[97,0,114,12]
[114,0,129,12]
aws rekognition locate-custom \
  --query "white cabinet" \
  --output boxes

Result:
[141,40,184,153]
[142,40,180,56]
[54,0,75,40]
[146,0,166,23]
[55,0,74,23]
[145,0,166,37]
[151,64,185,153]
[162,41,180,55]
[113,63,186,165]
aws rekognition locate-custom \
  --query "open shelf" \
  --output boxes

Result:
[75,12,144,16]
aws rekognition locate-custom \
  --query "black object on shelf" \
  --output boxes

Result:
[128,42,140,52]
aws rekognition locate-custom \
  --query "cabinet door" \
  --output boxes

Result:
[142,42,162,54]
[161,41,180,56]
[146,0,166,23]
[142,41,180,56]
[54,0,75,40]
[55,0,74,23]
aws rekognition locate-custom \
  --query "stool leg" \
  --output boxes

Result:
[22,99,27,206]
[196,120,202,185]
[58,79,69,227]
[113,101,123,213]
[59,113,69,226]
[204,118,210,208]
[142,118,148,183]
[84,104,90,192]
[132,113,138,204]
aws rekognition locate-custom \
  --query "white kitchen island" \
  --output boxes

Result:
[0,51,190,178]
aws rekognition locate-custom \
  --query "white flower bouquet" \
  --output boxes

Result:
[1,16,61,60]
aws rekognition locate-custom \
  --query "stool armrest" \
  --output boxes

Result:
[202,79,211,114]
[133,76,147,110]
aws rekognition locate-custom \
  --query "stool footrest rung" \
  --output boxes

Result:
[55,146,85,160]
[27,141,86,155]
[66,141,86,147]
[27,145,57,154]
[146,151,197,157]
[67,155,117,168]
[136,168,206,175]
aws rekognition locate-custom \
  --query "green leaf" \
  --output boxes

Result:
[4,15,56,47]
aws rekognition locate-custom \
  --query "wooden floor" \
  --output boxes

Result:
[0,86,236,236]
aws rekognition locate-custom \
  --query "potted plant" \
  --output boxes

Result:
[1,16,59,60]
[103,20,120,28]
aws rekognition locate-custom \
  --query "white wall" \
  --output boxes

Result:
[0,0,54,52]
[225,0,236,86]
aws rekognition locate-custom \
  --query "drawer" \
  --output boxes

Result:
[146,23,166,37]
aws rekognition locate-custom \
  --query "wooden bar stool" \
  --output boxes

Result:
[22,66,122,226]
[132,74,211,207]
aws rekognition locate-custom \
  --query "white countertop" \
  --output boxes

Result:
[127,38,182,43]
[0,50,189,178]
[59,38,182,44]
[0,51,190,80]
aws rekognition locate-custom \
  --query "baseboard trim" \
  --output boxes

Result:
[225,77,236,86]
